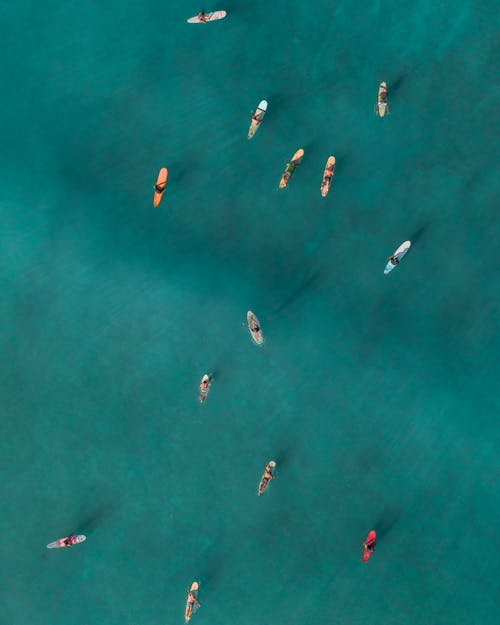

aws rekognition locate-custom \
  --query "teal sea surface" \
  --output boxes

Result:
[1,1,498,624]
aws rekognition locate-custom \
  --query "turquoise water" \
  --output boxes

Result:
[1,1,498,624]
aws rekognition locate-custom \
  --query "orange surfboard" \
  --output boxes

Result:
[153,167,168,207]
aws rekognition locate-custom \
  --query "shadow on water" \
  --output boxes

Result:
[272,270,322,315]
[331,151,351,176]
[374,506,402,539]
[75,502,118,535]
[273,444,295,473]
[409,222,430,244]
[390,66,412,95]
[198,553,225,592]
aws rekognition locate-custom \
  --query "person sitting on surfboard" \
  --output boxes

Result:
[388,255,400,264]
[64,535,78,547]
[364,534,376,553]
[322,169,333,185]
[252,111,263,125]
[198,11,208,23]
[187,589,200,609]
[283,162,297,185]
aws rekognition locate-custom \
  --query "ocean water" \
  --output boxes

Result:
[1,1,498,624]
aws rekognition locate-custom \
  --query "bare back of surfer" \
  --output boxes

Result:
[252,111,263,125]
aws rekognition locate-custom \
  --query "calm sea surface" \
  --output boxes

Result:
[1,1,498,624]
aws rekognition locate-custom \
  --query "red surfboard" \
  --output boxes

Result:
[363,530,376,562]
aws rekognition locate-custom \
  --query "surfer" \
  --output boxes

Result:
[364,535,376,553]
[199,374,212,403]
[64,535,78,546]
[252,111,263,125]
[281,166,293,185]
[322,168,333,185]
[185,586,200,622]
[258,460,276,495]
[187,589,200,608]
[388,255,400,265]
[363,531,377,561]
[198,11,208,23]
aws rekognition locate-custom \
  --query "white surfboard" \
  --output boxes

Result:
[384,241,411,274]
[187,11,227,23]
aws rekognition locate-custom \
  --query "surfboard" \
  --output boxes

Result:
[247,311,264,346]
[376,81,389,117]
[384,240,411,274]
[248,100,267,139]
[47,534,86,549]
[185,581,199,622]
[187,11,227,23]
[279,148,304,188]
[153,167,168,208]
[320,155,336,197]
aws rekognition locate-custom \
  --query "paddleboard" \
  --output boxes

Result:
[248,100,267,139]
[153,167,168,208]
[363,530,377,562]
[384,240,411,274]
[47,534,86,549]
[279,148,304,188]
[187,11,226,23]
[320,155,336,197]
[247,311,264,345]
[185,581,199,622]
[376,81,389,117]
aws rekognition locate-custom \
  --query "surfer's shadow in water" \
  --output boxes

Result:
[272,269,322,315]
[198,552,225,591]
[373,506,402,540]
[409,222,430,245]
[74,502,118,536]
